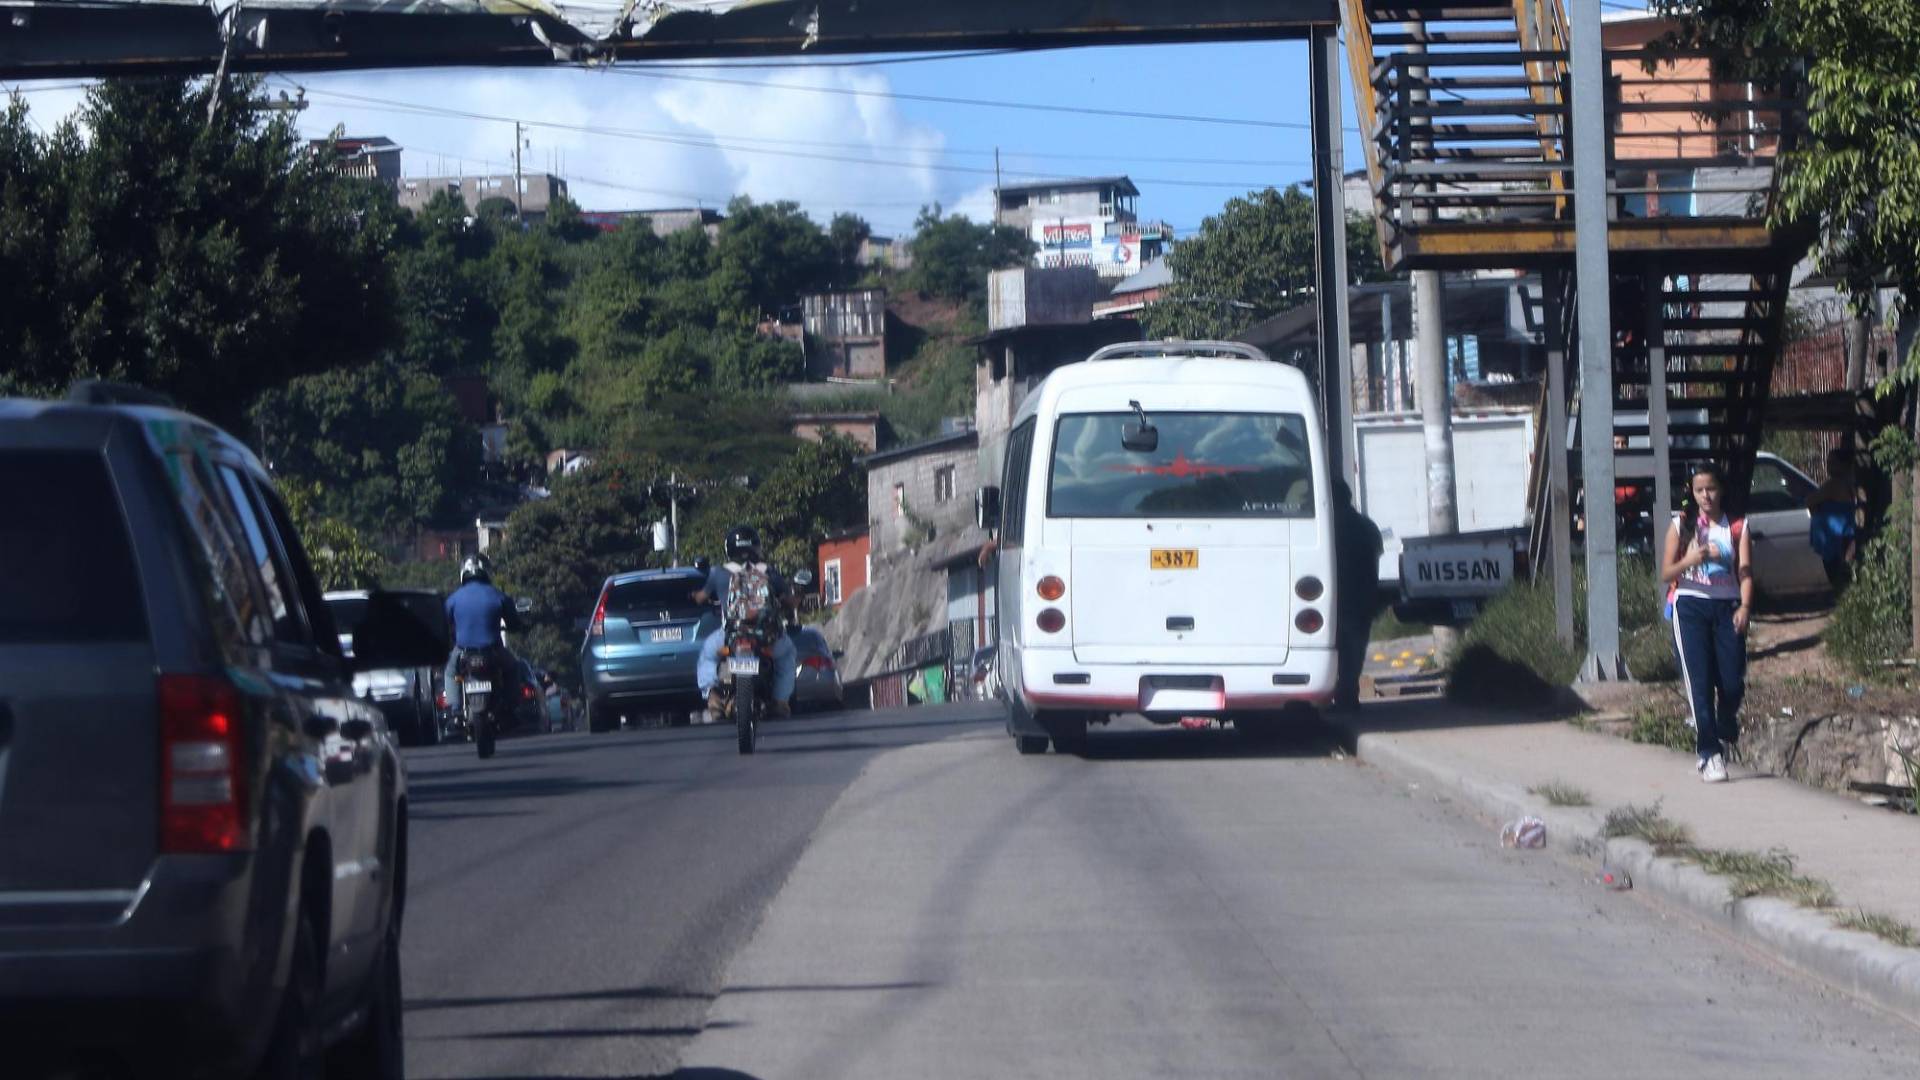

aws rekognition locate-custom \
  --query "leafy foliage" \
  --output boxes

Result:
[0,79,402,430]
[1141,186,1387,341]
[251,361,482,535]
[902,204,1034,307]
[278,479,388,592]
[1829,488,1913,670]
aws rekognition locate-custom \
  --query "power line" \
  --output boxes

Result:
[286,82,1290,190]
[610,67,1340,132]
[287,79,1305,170]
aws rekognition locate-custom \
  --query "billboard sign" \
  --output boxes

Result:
[1038,222,1094,250]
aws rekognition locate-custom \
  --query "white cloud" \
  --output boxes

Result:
[287,66,944,235]
[10,66,958,236]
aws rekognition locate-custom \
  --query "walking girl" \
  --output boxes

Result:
[1661,463,1754,783]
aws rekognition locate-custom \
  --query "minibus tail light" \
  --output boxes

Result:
[1295,576,1324,602]
[1037,576,1066,601]
[1037,609,1066,634]
[1295,609,1324,635]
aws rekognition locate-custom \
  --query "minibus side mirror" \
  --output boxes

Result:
[977,486,1001,530]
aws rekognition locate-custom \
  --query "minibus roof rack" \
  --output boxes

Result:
[1085,340,1274,364]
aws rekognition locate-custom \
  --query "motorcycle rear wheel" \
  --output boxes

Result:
[734,673,758,755]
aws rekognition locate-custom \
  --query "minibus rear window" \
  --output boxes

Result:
[1047,412,1315,519]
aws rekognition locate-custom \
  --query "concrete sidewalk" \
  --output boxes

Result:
[1324,698,1920,1026]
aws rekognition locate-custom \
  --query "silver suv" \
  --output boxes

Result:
[0,387,441,1079]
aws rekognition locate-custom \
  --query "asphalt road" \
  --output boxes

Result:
[404,707,1920,1080]
[398,703,1008,1080]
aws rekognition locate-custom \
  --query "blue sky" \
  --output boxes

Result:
[5,3,1649,239]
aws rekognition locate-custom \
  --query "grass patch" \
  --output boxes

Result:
[1528,780,1592,807]
[1691,847,1837,908]
[1370,607,1435,643]
[1447,555,1669,705]
[1627,702,1694,754]
[1834,909,1920,948]
[1601,802,1695,855]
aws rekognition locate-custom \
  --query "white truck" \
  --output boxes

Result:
[1353,408,1536,587]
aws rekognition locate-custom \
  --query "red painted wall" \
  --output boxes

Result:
[817,532,870,608]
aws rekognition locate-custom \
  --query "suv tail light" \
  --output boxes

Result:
[801,655,833,670]
[588,588,609,640]
[521,684,537,701]
[158,674,248,854]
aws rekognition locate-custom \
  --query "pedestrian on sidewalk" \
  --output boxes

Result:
[1332,478,1384,711]
[1805,446,1858,593]
[1661,463,1753,784]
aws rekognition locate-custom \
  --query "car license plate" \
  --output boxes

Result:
[650,628,683,643]
[464,680,492,694]
[728,656,761,676]
[1150,549,1198,570]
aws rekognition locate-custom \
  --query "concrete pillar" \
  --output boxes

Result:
[1571,0,1623,680]
[1310,24,1355,490]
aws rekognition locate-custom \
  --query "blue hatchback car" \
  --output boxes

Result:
[580,568,718,731]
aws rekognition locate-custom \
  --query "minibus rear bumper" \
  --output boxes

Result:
[1013,648,1337,720]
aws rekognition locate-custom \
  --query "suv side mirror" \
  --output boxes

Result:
[515,596,534,615]
[793,568,816,590]
[977,485,1001,530]
[348,591,448,673]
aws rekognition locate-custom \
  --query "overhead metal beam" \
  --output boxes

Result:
[0,1,1336,79]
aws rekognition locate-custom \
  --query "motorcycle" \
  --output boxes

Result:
[453,648,514,759]
[715,566,809,755]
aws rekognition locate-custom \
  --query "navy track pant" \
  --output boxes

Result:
[1672,595,1744,761]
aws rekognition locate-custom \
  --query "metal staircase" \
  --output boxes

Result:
[1342,0,1807,571]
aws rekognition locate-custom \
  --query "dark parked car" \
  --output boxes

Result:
[790,626,845,712]
[580,567,716,731]
[1,387,437,1079]
[328,588,447,746]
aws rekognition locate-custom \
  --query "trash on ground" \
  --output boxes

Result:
[1501,816,1547,849]
[1592,866,1632,890]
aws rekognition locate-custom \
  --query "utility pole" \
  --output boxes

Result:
[993,148,1002,229]
[512,120,525,217]
[1408,19,1461,655]
[669,471,681,567]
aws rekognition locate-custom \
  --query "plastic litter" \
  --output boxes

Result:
[1500,816,1547,849]
[1847,685,1866,700]
[1592,866,1632,890]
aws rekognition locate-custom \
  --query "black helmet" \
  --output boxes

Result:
[725,524,761,563]
[693,556,712,574]
[460,555,491,584]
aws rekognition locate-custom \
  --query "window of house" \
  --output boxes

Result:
[824,559,844,606]
[893,482,906,517]
[934,466,956,504]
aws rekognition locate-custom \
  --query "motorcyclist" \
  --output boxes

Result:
[444,555,524,708]
[693,525,799,719]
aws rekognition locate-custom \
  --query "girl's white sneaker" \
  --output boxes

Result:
[1701,755,1729,783]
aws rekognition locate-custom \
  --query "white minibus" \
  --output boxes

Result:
[982,341,1338,754]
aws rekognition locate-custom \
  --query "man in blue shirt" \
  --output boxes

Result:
[444,556,524,706]
[1805,447,1858,592]
[693,524,799,718]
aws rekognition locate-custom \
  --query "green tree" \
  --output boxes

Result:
[278,478,389,591]
[1653,0,1920,654]
[1141,186,1387,340]
[251,361,481,536]
[0,79,402,429]
[713,196,837,318]
[829,211,873,283]
[903,204,1035,307]
[491,454,667,678]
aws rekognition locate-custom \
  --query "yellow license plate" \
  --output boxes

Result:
[1150,549,1199,570]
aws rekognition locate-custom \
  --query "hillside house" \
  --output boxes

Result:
[860,429,980,571]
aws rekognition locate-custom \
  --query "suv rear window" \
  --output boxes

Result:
[0,450,147,643]
[607,578,705,624]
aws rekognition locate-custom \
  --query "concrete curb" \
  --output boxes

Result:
[1338,725,1920,1028]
